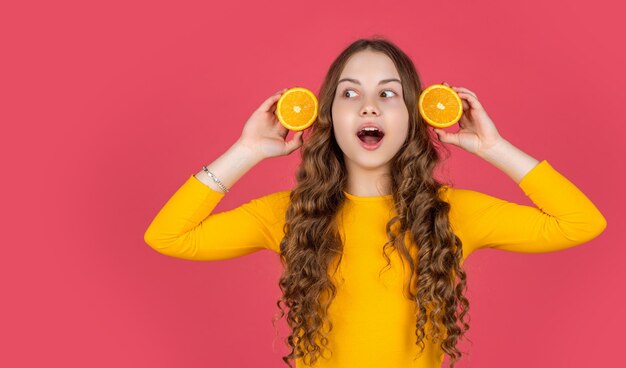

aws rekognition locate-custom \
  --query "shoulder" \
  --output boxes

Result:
[438,184,501,229]
[250,189,292,223]
[256,189,292,207]
[438,184,489,258]
[440,183,500,205]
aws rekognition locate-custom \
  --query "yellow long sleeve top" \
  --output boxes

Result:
[143,159,607,367]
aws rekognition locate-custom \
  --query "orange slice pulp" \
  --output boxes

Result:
[418,84,463,128]
[276,87,318,131]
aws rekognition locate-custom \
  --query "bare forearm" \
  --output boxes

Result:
[194,141,263,193]
[477,138,540,184]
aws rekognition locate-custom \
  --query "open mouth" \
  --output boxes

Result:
[356,128,385,145]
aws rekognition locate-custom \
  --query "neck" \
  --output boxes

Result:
[345,162,392,197]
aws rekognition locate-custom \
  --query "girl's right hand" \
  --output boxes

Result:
[236,88,306,160]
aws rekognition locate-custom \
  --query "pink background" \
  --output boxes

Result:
[1,0,624,367]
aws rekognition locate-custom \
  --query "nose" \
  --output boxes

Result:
[359,97,380,117]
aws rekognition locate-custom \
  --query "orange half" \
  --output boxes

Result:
[418,84,463,128]
[276,87,318,131]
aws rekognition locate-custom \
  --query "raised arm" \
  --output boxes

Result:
[143,142,281,261]
[449,159,607,256]
[432,83,606,257]
[144,88,304,261]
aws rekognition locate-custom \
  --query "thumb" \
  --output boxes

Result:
[284,131,304,154]
[433,128,455,145]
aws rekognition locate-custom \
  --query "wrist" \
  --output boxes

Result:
[232,140,265,166]
[476,137,508,161]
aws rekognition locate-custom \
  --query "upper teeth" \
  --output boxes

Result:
[361,127,379,132]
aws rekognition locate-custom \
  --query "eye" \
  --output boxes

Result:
[343,89,357,98]
[381,90,397,98]
[341,89,397,99]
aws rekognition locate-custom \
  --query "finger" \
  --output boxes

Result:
[433,128,461,147]
[285,130,304,154]
[259,88,290,113]
[258,93,282,112]
[453,88,470,110]
[452,86,477,99]
[432,128,449,143]
[457,91,482,110]
[272,88,291,112]
[276,121,288,137]
[271,100,281,114]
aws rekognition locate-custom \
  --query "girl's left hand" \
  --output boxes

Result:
[432,82,504,156]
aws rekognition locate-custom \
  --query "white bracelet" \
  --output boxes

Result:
[202,166,229,193]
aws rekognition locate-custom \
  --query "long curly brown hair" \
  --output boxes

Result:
[271,36,471,367]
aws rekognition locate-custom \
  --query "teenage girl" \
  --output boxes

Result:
[144,37,607,368]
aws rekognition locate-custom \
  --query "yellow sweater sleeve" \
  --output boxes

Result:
[448,159,607,256]
[143,174,288,261]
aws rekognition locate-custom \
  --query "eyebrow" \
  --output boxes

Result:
[337,78,402,86]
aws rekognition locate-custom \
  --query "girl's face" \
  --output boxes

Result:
[331,50,409,173]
